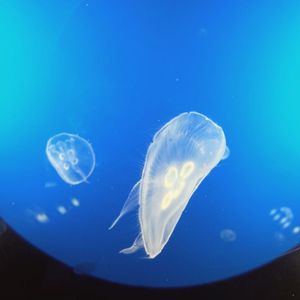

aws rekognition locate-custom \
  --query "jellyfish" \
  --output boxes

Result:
[220,229,236,242]
[110,111,228,259]
[46,133,95,185]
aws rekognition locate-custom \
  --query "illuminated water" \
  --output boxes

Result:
[0,0,300,287]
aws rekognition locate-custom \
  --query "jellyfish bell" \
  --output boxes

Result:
[46,133,96,185]
[110,111,228,259]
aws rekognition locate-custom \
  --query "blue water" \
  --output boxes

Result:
[1,0,300,287]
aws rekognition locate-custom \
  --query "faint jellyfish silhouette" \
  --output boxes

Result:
[46,133,96,185]
[274,232,285,242]
[110,111,228,259]
[220,229,237,242]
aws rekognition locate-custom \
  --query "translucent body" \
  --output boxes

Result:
[220,229,237,242]
[110,112,228,259]
[46,133,95,185]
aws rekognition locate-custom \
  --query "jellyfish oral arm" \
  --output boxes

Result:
[109,180,141,230]
[73,165,90,184]
[119,233,144,255]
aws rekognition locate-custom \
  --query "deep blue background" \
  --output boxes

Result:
[1,0,300,287]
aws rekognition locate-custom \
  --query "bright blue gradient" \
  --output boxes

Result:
[1,0,300,287]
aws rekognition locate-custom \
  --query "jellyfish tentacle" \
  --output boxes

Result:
[119,233,144,255]
[109,180,141,230]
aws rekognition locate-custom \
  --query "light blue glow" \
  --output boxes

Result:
[0,0,300,288]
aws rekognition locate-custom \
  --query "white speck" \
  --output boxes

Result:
[36,213,49,223]
[71,198,80,207]
[273,214,281,221]
[280,217,288,224]
[57,206,67,215]
[282,222,291,229]
[293,226,300,234]
[220,229,236,242]
[269,208,277,216]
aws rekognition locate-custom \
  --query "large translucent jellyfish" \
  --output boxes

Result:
[110,111,228,259]
[46,133,96,185]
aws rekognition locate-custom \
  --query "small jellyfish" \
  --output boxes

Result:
[57,206,67,215]
[46,133,96,185]
[71,197,80,207]
[36,213,49,223]
[220,229,237,242]
[110,111,228,259]
[293,227,300,234]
